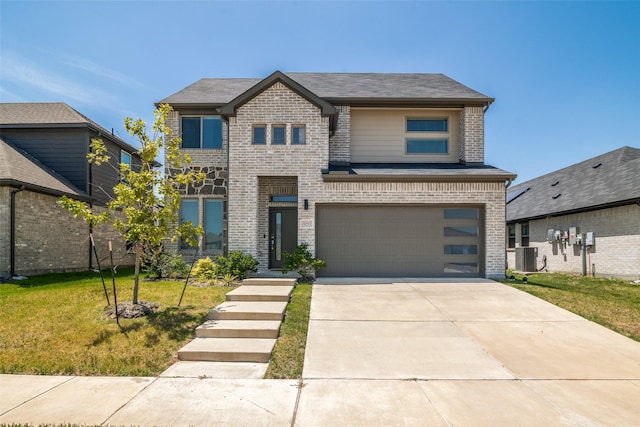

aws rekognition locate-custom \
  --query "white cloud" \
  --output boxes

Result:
[1,51,120,106]
[61,55,145,89]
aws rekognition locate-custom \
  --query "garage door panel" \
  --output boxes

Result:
[317,205,482,277]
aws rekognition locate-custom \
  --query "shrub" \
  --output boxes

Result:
[282,243,326,282]
[214,251,259,280]
[191,257,219,282]
[142,247,190,279]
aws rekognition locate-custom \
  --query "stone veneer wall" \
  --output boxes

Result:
[164,110,228,254]
[329,105,350,163]
[506,204,640,279]
[459,106,484,164]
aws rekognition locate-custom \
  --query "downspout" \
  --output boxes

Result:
[10,185,26,277]
[224,115,230,256]
[88,138,94,270]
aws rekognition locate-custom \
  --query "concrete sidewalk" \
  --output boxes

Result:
[1,279,639,426]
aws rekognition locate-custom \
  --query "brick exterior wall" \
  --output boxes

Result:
[0,187,11,278]
[228,82,329,262]
[166,79,507,278]
[506,204,640,279]
[4,190,132,276]
[221,82,507,278]
[459,106,484,164]
[329,105,350,162]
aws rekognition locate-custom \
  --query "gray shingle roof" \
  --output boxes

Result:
[0,137,89,199]
[0,103,139,153]
[158,72,492,106]
[506,146,640,222]
[324,162,515,182]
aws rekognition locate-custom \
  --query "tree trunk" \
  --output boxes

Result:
[133,250,140,304]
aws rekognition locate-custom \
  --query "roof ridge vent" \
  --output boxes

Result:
[552,193,561,199]
[592,162,602,169]
[551,181,559,186]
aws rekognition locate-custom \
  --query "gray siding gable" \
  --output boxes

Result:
[0,128,89,193]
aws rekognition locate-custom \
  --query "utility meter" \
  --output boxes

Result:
[585,232,595,246]
[569,227,579,245]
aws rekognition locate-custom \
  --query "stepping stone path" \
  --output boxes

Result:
[177,278,296,364]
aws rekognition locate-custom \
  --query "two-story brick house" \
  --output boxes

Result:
[0,103,139,278]
[160,71,515,278]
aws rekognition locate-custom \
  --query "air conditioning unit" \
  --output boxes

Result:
[515,247,537,272]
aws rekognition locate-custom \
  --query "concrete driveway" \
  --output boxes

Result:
[297,278,640,426]
[2,279,639,426]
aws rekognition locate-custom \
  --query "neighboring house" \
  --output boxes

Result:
[159,71,515,278]
[506,146,640,279]
[0,103,139,278]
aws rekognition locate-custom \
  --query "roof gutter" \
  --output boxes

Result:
[321,173,516,183]
[507,197,640,224]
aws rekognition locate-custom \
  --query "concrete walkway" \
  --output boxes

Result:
[1,279,639,426]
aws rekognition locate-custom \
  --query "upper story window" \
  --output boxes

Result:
[120,151,131,169]
[182,116,222,149]
[405,117,449,155]
[120,151,131,182]
[292,125,306,145]
[272,125,286,145]
[253,125,266,145]
[406,119,448,132]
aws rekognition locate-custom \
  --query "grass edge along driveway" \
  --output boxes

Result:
[502,272,640,342]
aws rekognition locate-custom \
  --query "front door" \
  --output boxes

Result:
[269,207,298,269]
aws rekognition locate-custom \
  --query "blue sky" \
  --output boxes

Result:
[1,0,638,184]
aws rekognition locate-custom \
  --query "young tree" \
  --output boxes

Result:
[59,104,204,305]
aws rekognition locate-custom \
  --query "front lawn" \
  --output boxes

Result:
[502,272,640,342]
[0,268,234,376]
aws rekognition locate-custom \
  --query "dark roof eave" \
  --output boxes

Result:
[322,173,515,183]
[154,101,226,109]
[325,97,494,108]
[219,71,337,117]
[0,179,94,202]
[1,122,140,155]
[507,197,640,223]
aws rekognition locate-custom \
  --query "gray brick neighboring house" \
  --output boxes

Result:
[506,146,640,279]
[0,103,139,278]
[159,71,515,279]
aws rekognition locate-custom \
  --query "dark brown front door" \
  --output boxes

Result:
[269,207,298,269]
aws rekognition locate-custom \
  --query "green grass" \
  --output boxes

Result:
[502,272,640,342]
[264,283,312,379]
[0,268,234,376]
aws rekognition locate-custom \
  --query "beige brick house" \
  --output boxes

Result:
[160,71,515,278]
[506,146,640,279]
